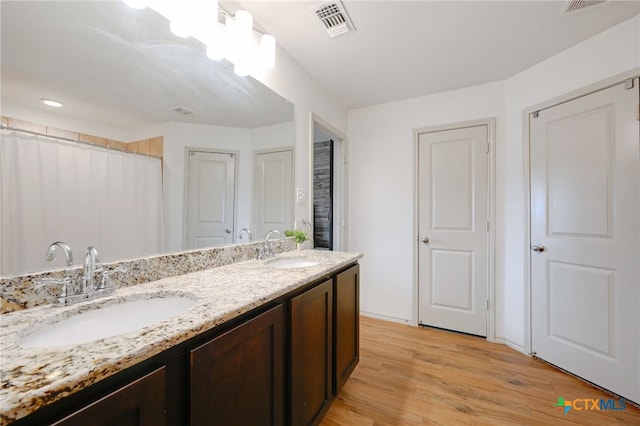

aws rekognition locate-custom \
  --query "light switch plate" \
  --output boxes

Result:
[296,187,307,204]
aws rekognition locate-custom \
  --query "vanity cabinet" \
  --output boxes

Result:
[190,304,284,426]
[333,264,360,393]
[51,366,166,426]
[11,261,360,426]
[290,279,333,426]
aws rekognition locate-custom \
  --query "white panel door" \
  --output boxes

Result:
[185,151,235,248]
[255,149,293,240]
[418,125,488,336]
[530,79,639,404]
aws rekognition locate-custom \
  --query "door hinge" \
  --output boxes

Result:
[532,110,539,118]
[486,300,490,311]
[486,221,490,232]
[624,78,634,90]
[486,142,490,154]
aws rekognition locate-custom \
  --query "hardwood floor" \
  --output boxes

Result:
[321,316,639,425]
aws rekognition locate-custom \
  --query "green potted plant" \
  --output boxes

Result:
[284,230,309,249]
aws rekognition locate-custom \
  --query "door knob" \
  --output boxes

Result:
[421,236,430,244]
[225,229,231,234]
[531,244,545,253]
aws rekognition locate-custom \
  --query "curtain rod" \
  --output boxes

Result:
[0,123,160,160]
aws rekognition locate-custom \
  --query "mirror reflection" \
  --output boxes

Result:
[0,1,295,276]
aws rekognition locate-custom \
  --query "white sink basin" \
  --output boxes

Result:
[265,257,320,269]
[18,295,197,348]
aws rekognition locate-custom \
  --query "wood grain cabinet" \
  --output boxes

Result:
[190,304,284,426]
[51,366,167,426]
[13,262,360,426]
[290,279,333,426]
[333,264,359,393]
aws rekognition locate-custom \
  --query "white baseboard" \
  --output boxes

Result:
[360,310,414,325]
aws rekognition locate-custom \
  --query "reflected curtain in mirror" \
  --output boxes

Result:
[0,132,164,275]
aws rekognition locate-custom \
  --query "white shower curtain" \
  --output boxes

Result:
[0,131,164,275]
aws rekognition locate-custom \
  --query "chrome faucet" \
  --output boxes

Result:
[237,228,252,241]
[38,243,125,306]
[264,229,282,258]
[45,241,73,266]
[302,219,313,245]
[82,246,102,293]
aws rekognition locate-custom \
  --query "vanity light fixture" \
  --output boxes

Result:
[40,98,64,108]
[120,1,276,77]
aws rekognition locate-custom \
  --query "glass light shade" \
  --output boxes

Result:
[234,10,253,41]
[260,34,276,69]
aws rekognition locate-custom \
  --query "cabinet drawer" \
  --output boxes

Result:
[52,366,166,426]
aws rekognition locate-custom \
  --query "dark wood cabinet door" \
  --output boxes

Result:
[52,366,166,426]
[190,304,284,426]
[290,279,333,426]
[334,264,360,393]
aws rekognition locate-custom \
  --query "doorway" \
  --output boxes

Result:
[311,115,347,251]
[416,122,492,337]
[184,150,236,248]
[529,77,639,404]
[313,139,334,250]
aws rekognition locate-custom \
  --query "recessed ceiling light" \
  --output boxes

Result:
[41,98,64,108]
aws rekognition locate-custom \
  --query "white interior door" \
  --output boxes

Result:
[530,78,639,403]
[418,125,488,336]
[185,151,235,248]
[255,149,293,240]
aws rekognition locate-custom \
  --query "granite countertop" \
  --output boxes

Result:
[0,249,362,425]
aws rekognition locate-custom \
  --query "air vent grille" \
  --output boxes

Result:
[564,0,606,14]
[170,106,194,115]
[310,1,354,38]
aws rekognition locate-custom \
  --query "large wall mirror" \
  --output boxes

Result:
[0,1,295,276]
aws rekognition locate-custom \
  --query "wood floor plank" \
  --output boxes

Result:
[321,316,640,425]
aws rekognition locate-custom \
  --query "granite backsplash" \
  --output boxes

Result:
[0,239,295,314]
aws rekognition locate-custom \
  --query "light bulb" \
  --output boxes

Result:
[234,62,250,77]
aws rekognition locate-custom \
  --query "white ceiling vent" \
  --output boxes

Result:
[310,1,355,38]
[563,0,607,14]
[170,106,195,115]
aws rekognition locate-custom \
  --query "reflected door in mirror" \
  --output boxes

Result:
[185,151,236,249]
[255,149,293,239]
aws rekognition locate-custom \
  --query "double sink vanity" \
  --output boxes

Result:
[0,248,362,425]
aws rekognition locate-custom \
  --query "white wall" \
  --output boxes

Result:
[347,16,640,351]
[252,47,348,227]
[1,101,133,142]
[500,15,640,350]
[161,122,252,252]
[348,82,505,324]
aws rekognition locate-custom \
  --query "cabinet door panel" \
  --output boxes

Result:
[334,264,359,393]
[52,366,166,426]
[290,279,333,426]
[190,305,284,426]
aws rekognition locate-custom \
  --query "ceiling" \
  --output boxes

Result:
[2,1,637,132]
[235,0,640,109]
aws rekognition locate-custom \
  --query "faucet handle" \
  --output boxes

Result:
[35,277,74,305]
[256,246,265,260]
[97,266,127,290]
